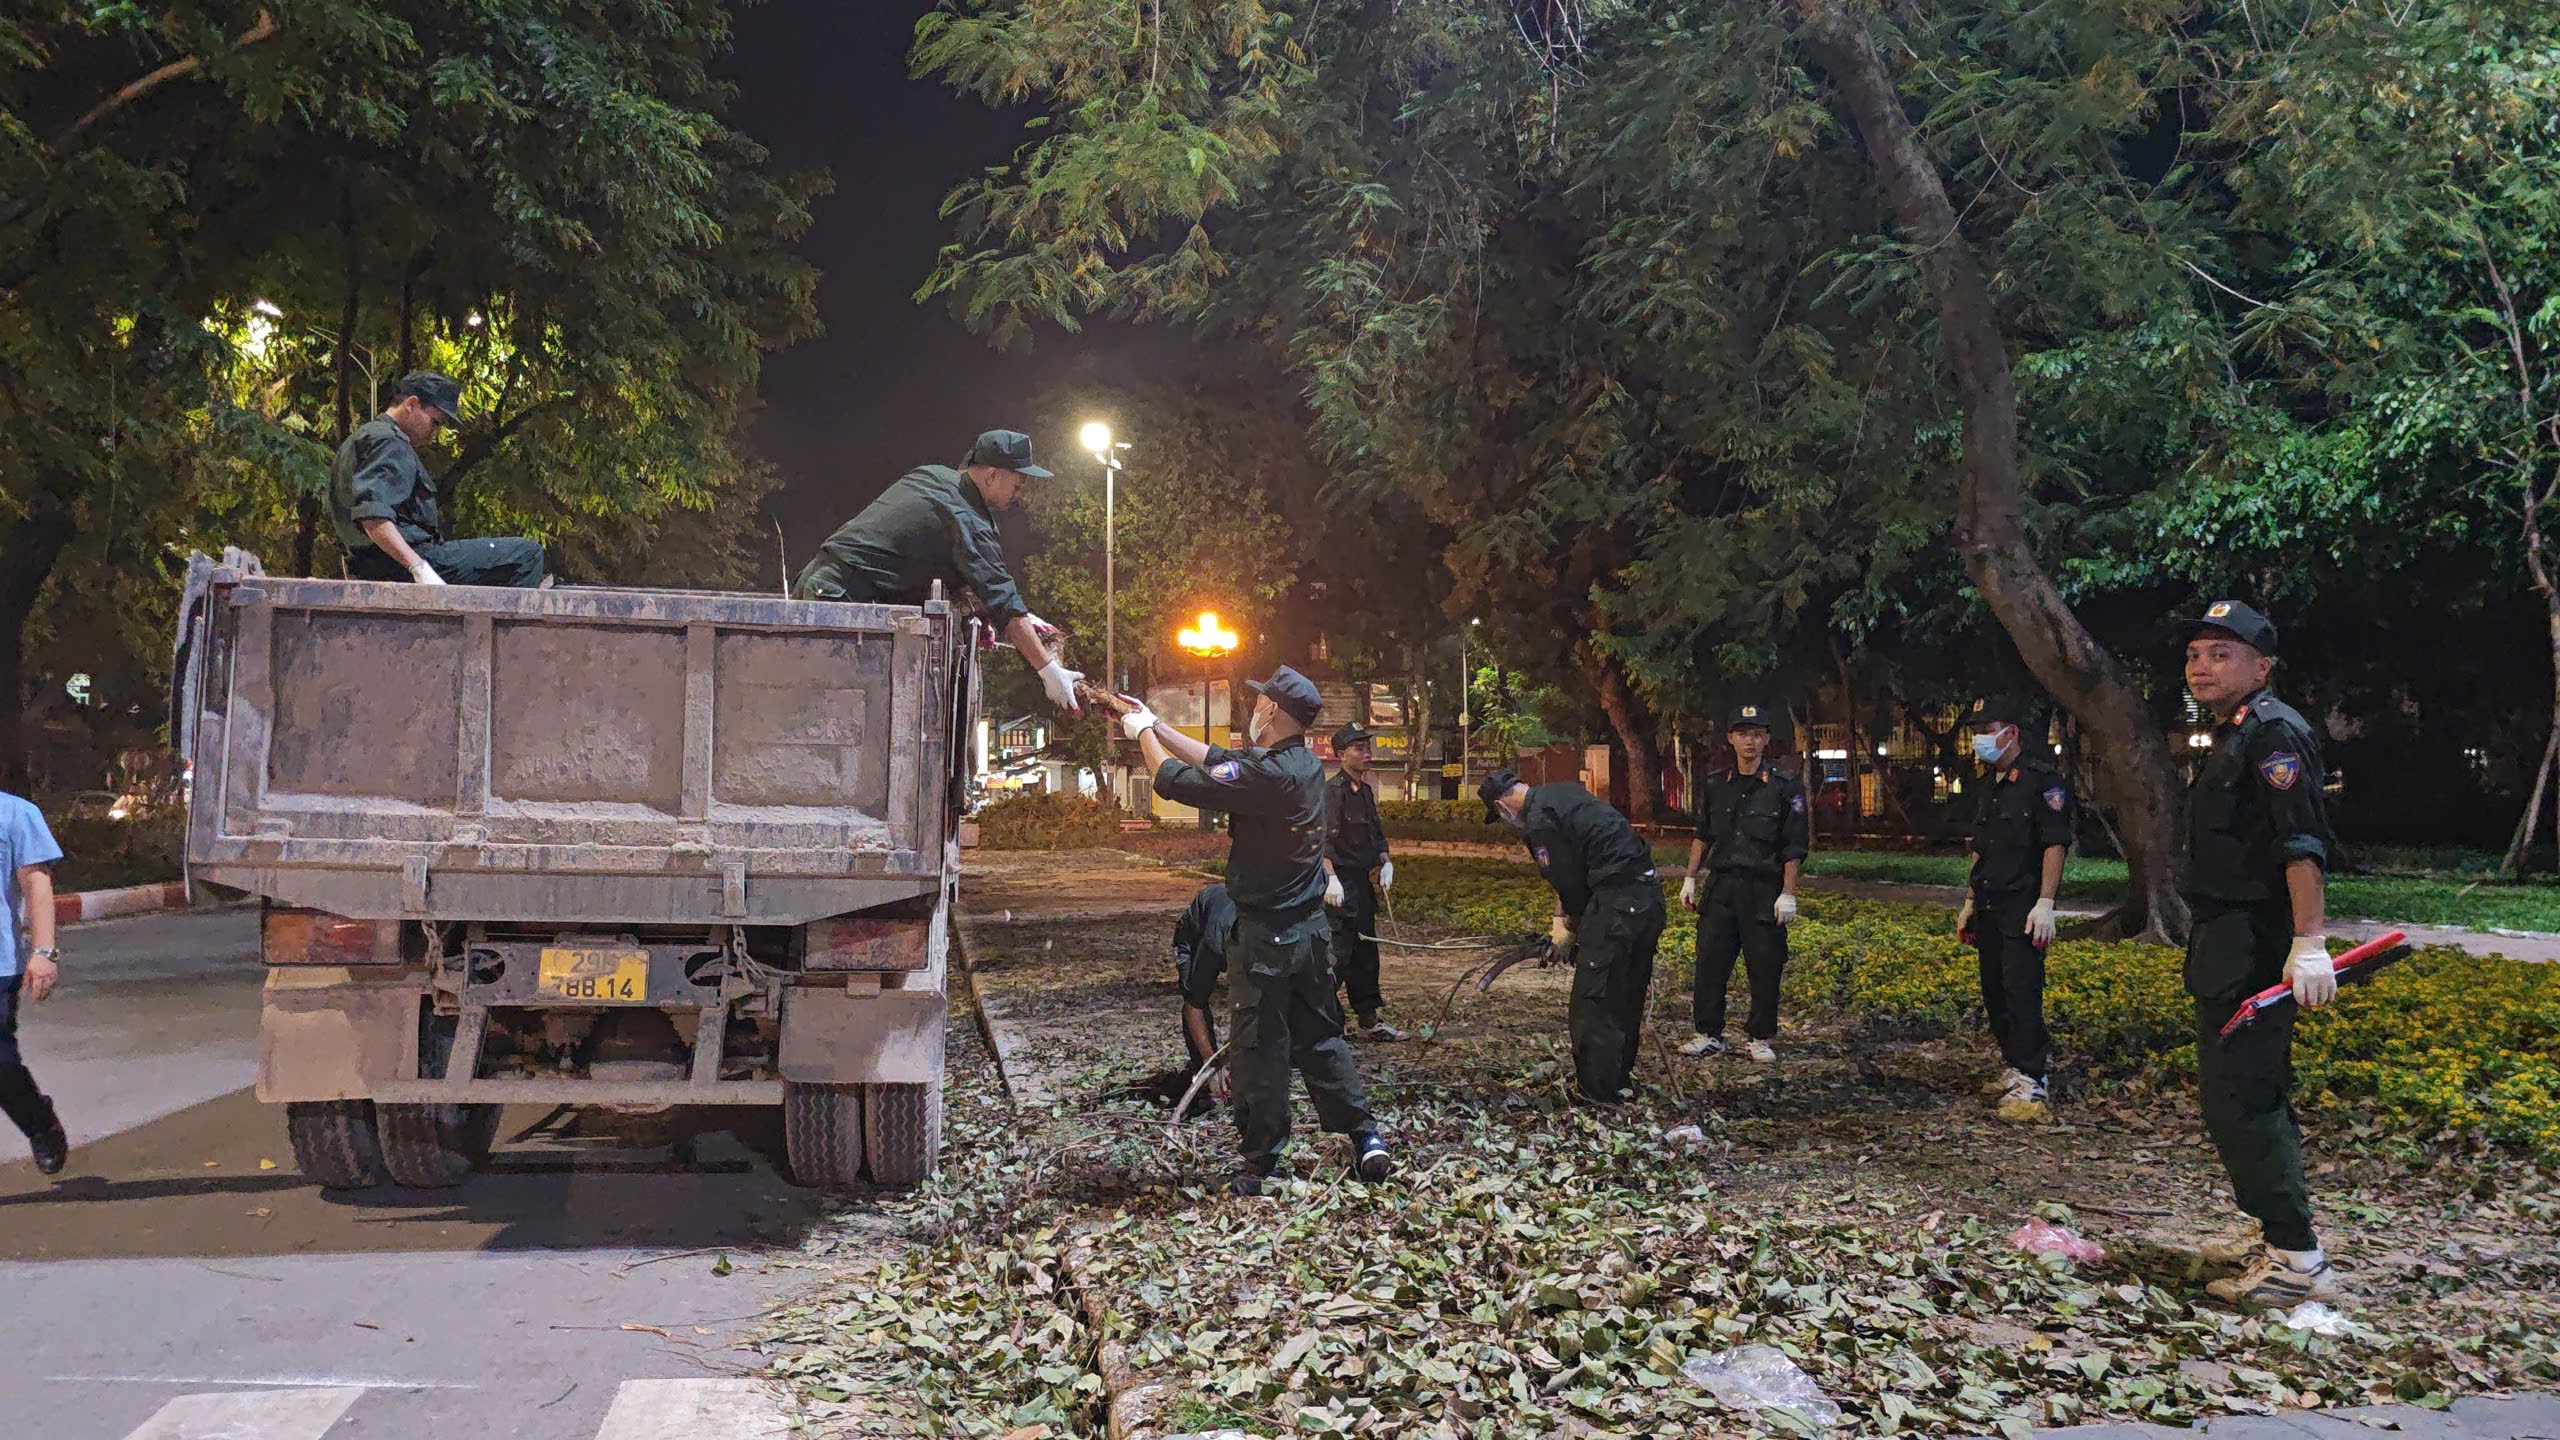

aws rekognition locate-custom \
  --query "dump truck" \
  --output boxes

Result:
[170,550,972,1189]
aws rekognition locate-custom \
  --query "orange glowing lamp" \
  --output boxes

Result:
[1177,610,1240,657]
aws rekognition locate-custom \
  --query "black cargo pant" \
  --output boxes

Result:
[1229,909,1374,1172]
[1970,888,2051,1078]
[2188,897,2316,1252]
[1572,881,1666,1100]
[1329,869,1384,1022]
[1694,870,1787,1040]
[0,975,61,1143]
[348,537,548,589]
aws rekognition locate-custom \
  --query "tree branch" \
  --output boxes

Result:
[51,9,279,153]
[441,395,571,491]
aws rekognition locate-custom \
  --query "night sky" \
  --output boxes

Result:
[725,2,1108,580]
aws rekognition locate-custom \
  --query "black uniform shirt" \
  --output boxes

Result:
[1521,782,1657,917]
[2185,689,2334,904]
[1969,758,2074,897]
[1695,766,1811,878]
[331,417,441,555]
[1155,736,1328,920]
[1325,771,1389,871]
[1173,884,1238,1008]
[792,465,1029,625]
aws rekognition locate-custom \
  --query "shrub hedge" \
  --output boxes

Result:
[1388,856,2560,1163]
[975,791,1126,850]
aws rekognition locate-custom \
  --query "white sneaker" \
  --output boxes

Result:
[1361,1020,1408,1042]
[2206,1246,2342,1310]
[1745,1040,1777,1063]
[1996,1074,2049,1122]
[1981,1066,2030,1096]
[1680,1033,1729,1058]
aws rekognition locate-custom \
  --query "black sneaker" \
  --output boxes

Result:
[1227,1169,1269,1197]
[30,1124,68,1175]
[1351,1131,1393,1182]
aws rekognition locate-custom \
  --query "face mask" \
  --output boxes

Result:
[1970,732,2004,764]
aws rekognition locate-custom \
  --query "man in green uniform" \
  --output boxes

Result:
[1323,723,1402,1039]
[1173,880,1237,1105]
[1480,768,1664,1103]
[2177,600,2343,1309]
[1958,695,2072,1120]
[1677,704,1807,1063]
[331,372,547,588]
[1121,667,1391,1194]
[795,429,1083,714]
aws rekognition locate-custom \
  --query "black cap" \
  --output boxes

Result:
[2174,599,2279,657]
[1246,665,1322,727]
[1332,723,1375,753]
[1966,695,2035,730]
[1725,702,1775,732]
[963,429,1053,479]
[395,371,464,427]
[1477,767,1525,823]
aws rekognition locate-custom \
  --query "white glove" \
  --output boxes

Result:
[1773,892,1798,926]
[1036,659,1084,714]
[2286,938,2338,1009]
[1679,876,1698,910]
[1549,915,1574,948]
[409,562,447,586]
[2025,899,2057,948]
[1324,872,1346,910]
[1956,896,1976,938]
[1117,702,1158,741]
[1377,860,1393,892]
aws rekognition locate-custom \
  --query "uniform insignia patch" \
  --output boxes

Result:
[2207,600,2234,618]
[1210,760,1241,782]
[2044,787,2066,812]
[1788,793,1805,813]
[1533,845,1552,871]
[2258,752,2301,791]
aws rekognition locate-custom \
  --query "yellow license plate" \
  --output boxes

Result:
[536,947,649,1003]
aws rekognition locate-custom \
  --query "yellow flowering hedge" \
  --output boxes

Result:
[1390,858,2560,1163]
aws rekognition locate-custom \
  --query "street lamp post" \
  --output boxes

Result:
[1078,422,1128,692]
[1458,617,1480,797]
[1177,610,1240,831]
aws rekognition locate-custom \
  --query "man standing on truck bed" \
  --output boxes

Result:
[794,429,1084,715]
[331,371,549,588]
[1119,667,1393,1195]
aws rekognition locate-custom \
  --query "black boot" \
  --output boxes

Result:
[1351,1130,1393,1182]
[29,1124,67,1175]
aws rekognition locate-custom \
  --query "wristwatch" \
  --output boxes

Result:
[29,947,57,961]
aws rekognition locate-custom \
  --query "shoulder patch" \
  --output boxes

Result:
[2257,752,2301,791]
[1533,845,1553,871]
[2044,786,2067,812]
[1209,760,1242,782]
[1788,792,1805,813]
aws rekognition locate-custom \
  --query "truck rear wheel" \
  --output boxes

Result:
[285,1099,385,1190]
[863,1081,942,1188]
[378,1103,497,1188]
[783,1082,865,1188]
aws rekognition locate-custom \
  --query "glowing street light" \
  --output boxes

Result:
[1177,610,1240,657]
[1079,420,1113,454]
[1080,421,1130,691]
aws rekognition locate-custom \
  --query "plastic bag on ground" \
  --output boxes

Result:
[2281,1301,2355,1337]
[1663,1123,1707,1148]
[1681,1344,1842,1427]
[2009,1219,2106,1263]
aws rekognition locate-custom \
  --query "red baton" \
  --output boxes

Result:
[2217,930,2410,1040]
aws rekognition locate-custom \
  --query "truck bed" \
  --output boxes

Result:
[175,560,966,924]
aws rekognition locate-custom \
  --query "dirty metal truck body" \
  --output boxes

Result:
[173,550,971,1189]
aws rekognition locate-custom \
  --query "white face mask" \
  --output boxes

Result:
[1970,732,2005,764]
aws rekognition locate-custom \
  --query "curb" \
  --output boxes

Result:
[54,880,194,926]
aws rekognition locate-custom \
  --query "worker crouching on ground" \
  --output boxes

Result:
[1118,667,1391,1195]
[1172,881,1237,1113]
[1479,768,1664,1103]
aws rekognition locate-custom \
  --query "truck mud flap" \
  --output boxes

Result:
[778,985,944,1085]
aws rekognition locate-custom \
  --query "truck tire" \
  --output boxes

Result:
[285,1100,385,1190]
[377,1103,493,1188]
[783,1082,865,1188]
[863,1081,942,1188]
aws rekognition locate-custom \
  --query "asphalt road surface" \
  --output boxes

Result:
[0,906,829,1439]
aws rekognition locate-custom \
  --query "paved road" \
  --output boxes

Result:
[0,907,827,1439]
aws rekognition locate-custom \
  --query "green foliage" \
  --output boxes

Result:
[1391,857,2560,1162]
[976,790,1126,850]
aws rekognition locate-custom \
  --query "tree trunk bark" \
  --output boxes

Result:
[1794,1,2189,940]
[1583,638,1661,824]
[0,477,80,791]
[301,188,365,578]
